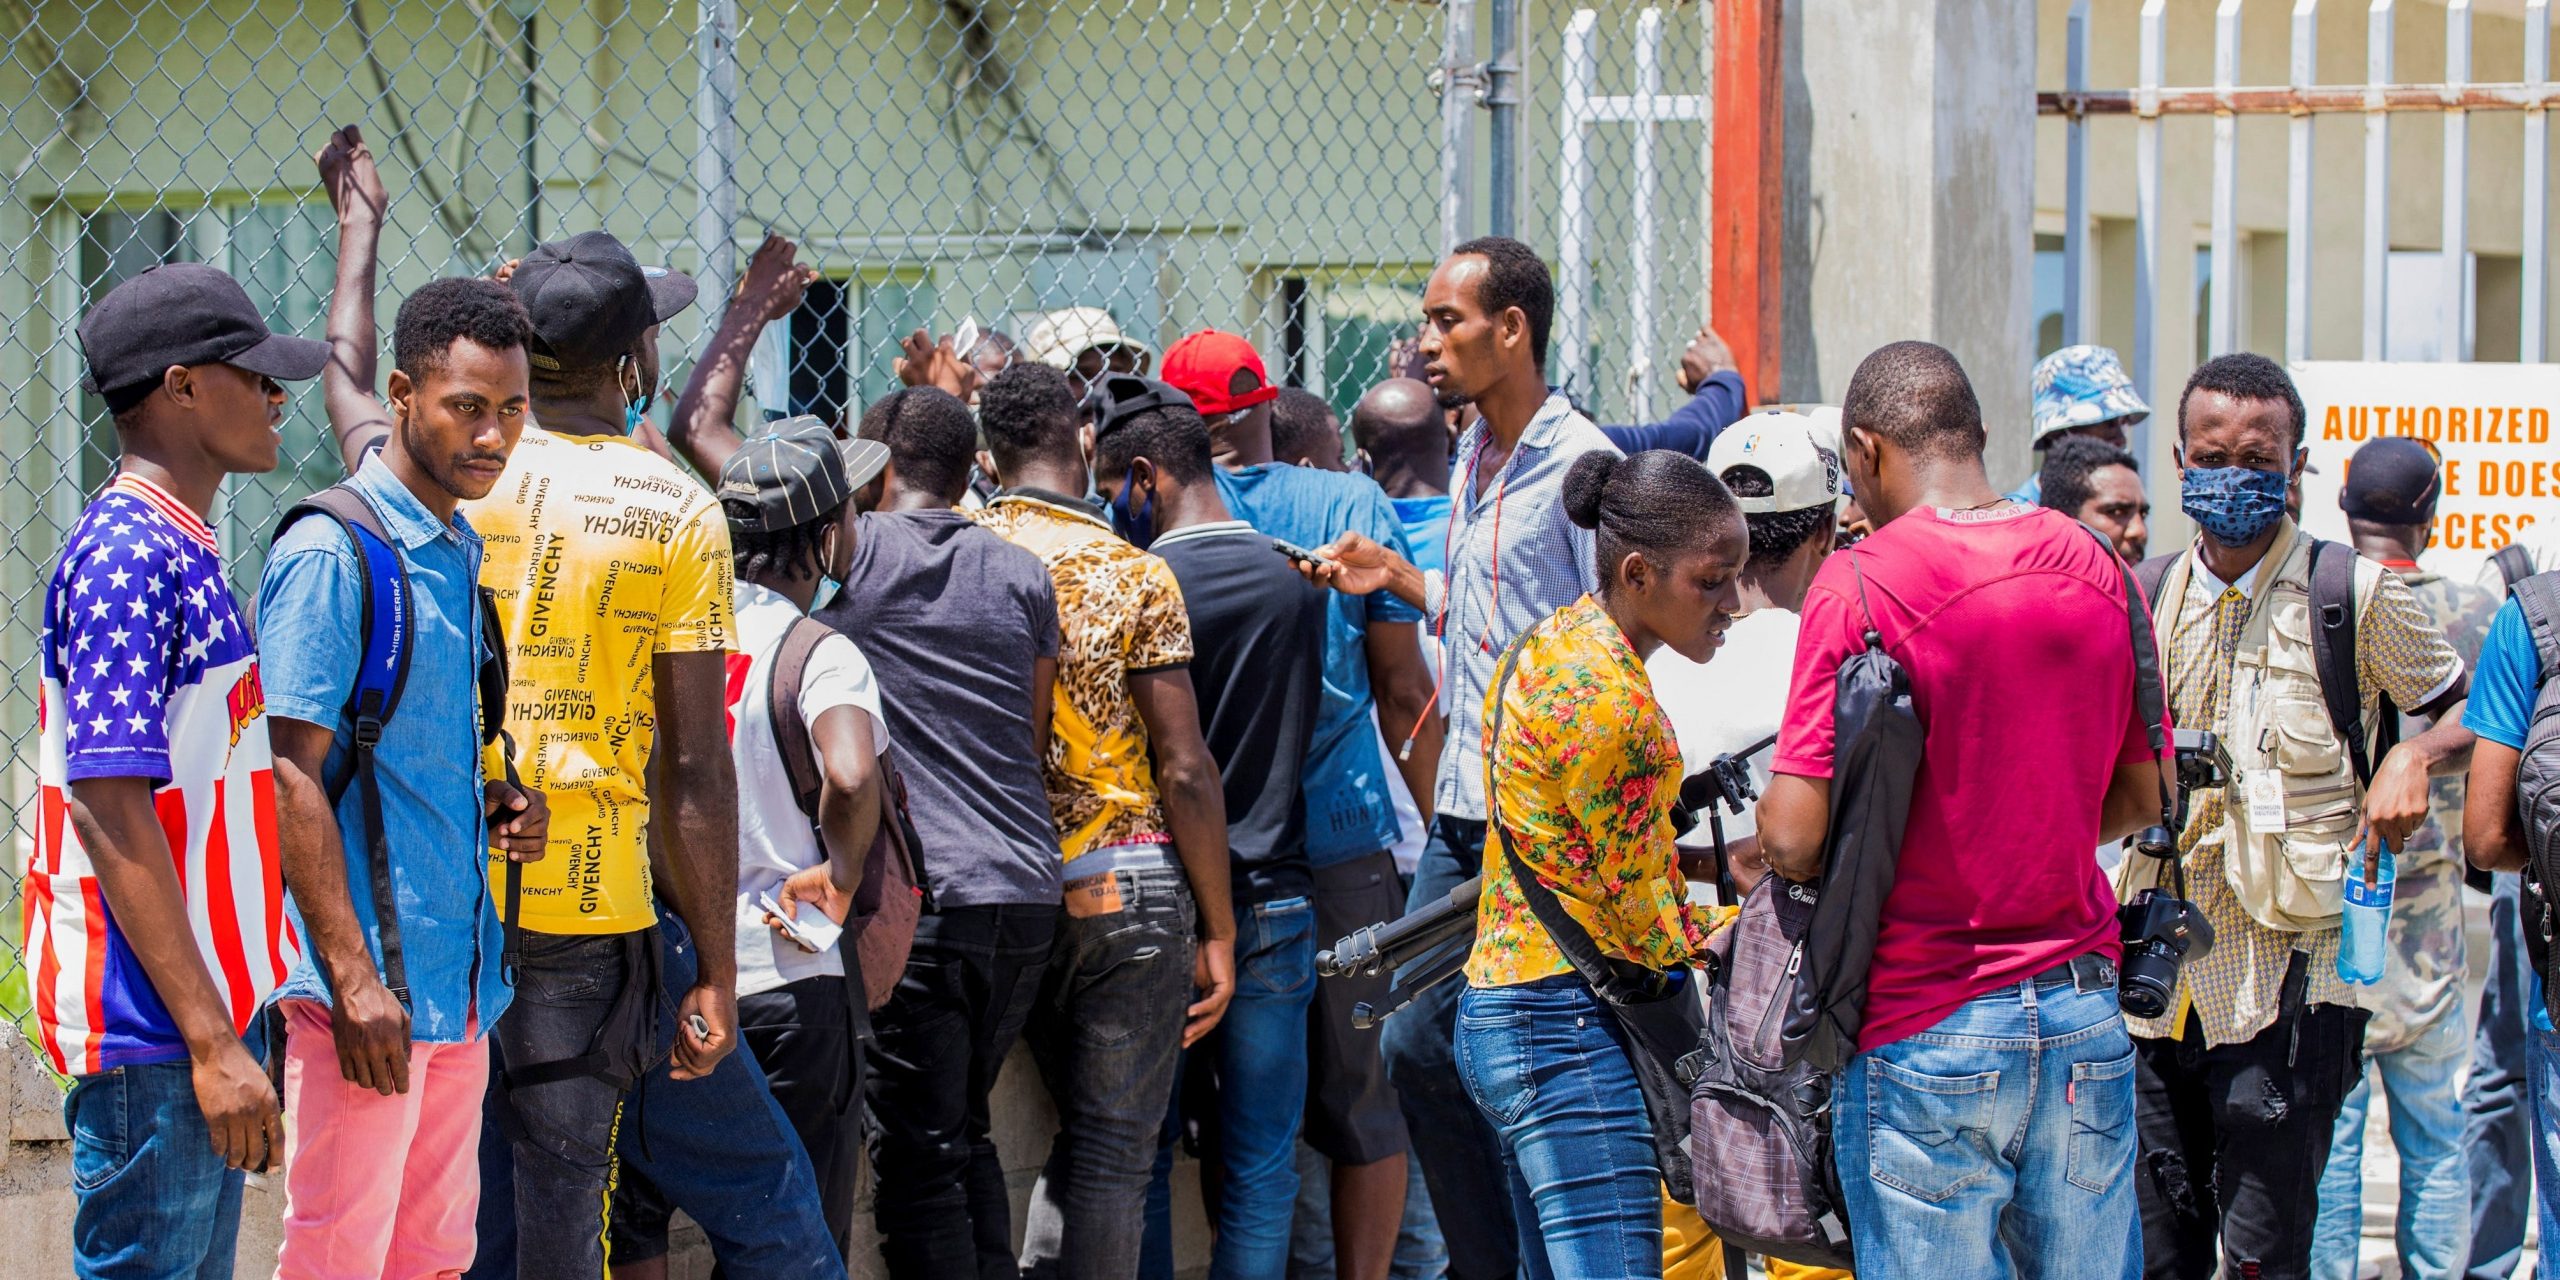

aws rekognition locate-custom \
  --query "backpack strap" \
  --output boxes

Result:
[2495,543,2538,597]
[2308,538,2388,791]
[271,485,415,1009]
[2512,573,2560,683]
[2084,526,2176,836]
[2133,554,2179,624]
[765,617,835,823]
[476,583,526,986]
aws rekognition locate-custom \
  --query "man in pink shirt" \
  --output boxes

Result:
[1758,341,2169,1279]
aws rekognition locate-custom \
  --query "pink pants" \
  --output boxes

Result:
[276,999,490,1280]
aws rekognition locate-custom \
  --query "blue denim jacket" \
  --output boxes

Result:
[260,457,507,1041]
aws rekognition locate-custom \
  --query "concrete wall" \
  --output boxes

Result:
[0,1034,1216,1278]
[1781,0,2043,465]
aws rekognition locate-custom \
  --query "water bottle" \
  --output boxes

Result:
[2338,839,2396,986]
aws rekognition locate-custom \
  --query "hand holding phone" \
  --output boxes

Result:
[1271,537,1330,568]
[758,889,845,954]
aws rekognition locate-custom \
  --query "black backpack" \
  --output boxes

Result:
[2501,571,2560,1027]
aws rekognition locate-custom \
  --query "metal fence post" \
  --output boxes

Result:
[1630,8,1662,422]
[2134,0,2164,435]
[694,0,739,358]
[2064,0,2092,348]
[2209,0,2241,358]
[2365,0,2394,360]
[2287,0,2319,365]
[1488,0,1522,240]
[2529,0,2550,362]
[2443,0,2471,361]
[1558,11,1596,399]
[1443,0,1480,255]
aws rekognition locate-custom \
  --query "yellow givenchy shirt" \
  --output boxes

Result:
[463,425,736,933]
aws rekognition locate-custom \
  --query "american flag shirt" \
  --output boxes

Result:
[24,474,297,1076]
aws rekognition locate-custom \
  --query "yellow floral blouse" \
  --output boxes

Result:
[1464,595,1714,987]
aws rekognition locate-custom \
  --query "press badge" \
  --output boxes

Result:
[1064,872,1124,918]
[2245,770,2288,832]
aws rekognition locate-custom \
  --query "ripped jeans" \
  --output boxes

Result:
[2131,1000,2370,1280]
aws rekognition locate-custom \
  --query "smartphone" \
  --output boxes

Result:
[1271,537,1328,568]
[756,890,844,954]
[953,315,981,358]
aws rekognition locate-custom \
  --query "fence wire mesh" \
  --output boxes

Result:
[0,0,1711,1041]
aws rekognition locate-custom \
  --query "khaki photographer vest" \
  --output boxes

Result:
[2143,529,2383,932]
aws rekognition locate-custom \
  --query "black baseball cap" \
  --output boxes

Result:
[2339,437,2442,525]
[1084,374,1195,439]
[79,263,332,412]
[509,231,699,372]
[719,417,890,534]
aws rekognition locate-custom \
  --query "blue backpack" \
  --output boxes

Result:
[271,485,519,1007]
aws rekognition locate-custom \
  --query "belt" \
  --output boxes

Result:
[1064,842,1178,878]
[2032,952,2119,993]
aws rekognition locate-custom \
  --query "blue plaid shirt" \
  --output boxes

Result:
[1433,394,1620,821]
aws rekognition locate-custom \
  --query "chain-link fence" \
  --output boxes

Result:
[0,0,1712,1042]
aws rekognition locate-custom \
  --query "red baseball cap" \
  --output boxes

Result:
[1160,329,1281,416]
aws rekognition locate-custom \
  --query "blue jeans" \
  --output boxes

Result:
[1142,894,1317,1280]
[64,1057,249,1280]
[2312,1010,2471,1279]
[1456,978,1661,1280]
[2524,1017,2560,1267]
[1379,817,1514,1280]
[1834,970,2142,1280]
[2465,874,2537,1280]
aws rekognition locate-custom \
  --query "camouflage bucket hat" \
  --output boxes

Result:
[2031,344,2152,444]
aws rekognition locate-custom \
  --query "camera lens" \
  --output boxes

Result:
[2118,947,2176,1019]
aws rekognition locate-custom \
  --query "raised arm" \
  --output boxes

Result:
[668,233,817,482]
[314,125,395,472]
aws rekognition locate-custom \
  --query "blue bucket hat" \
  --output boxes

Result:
[2031,345,2151,445]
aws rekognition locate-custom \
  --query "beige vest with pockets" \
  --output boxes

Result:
[2138,527,2383,932]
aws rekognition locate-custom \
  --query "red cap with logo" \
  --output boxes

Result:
[1160,329,1282,415]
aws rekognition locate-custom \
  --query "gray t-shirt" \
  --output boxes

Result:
[816,509,1063,907]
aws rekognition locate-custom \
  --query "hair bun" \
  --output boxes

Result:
[1561,451,1616,529]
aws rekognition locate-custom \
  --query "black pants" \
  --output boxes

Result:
[863,902,1056,1280]
[2133,990,2370,1280]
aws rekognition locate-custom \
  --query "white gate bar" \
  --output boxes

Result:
[1559,10,1596,397]
[2287,0,2319,364]
[2364,0,2394,360]
[2528,0,2549,361]
[1579,95,1706,123]
[2210,0,2243,357]
[2135,0,2165,403]
[2065,0,2093,347]
[2443,0,2471,361]
[692,0,739,361]
[1630,7,1662,422]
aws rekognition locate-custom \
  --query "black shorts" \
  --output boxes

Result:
[1303,850,1413,1165]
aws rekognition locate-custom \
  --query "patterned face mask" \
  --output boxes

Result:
[2179,465,2291,547]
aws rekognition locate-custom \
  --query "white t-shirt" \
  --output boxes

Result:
[1645,607,1799,846]
[730,580,891,998]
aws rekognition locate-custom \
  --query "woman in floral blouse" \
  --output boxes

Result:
[1457,448,1748,1278]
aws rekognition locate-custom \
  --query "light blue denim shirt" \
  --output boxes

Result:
[1433,393,1619,822]
[260,457,506,1041]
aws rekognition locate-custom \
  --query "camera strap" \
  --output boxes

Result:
[2093,528,2184,899]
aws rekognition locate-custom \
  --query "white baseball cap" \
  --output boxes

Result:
[1706,410,1843,515]
[1025,306,1154,371]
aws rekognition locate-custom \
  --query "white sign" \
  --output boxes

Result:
[2293,361,2560,580]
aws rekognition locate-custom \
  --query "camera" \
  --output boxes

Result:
[2173,728,2226,796]
[2115,825,2216,1020]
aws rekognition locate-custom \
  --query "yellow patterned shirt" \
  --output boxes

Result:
[463,425,735,934]
[970,493,1193,860]
[1466,596,1711,987]
[2128,531,2461,1046]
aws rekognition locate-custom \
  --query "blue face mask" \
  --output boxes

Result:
[2180,464,2292,547]
[1110,473,1156,549]
[812,574,842,613]
[624,390,653,436]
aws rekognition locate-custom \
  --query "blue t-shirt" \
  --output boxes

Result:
[1215,465,1424,864]
[259,459,508,1042]
[1392,494,1454,576]
[2464,597,2539,750]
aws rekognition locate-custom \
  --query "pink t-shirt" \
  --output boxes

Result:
[1773,504,2166,1053]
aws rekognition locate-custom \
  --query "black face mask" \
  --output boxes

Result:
[1110,472,1156,549]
